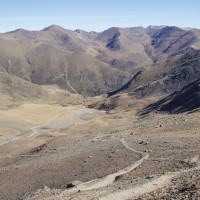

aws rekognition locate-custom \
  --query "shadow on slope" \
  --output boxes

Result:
[107,71,142,97]
[139,79,200,115]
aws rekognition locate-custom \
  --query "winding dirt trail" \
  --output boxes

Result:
[41,140,200,200]
[100,164,200,200]
[24,135,200,200]
[100,173,175,200]
[66,78,79,94]
[60,139,149,195]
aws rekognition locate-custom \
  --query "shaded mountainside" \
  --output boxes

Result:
[114,49,200,98]
[148,26,196,62]
[139,79,200,115]
[107,71,142,97]
[0,25,200,96]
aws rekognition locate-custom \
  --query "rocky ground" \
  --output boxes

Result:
[0,96,199,200]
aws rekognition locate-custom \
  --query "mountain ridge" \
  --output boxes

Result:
[0,25,200,96]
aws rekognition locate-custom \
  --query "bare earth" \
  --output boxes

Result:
[0,98,200,200]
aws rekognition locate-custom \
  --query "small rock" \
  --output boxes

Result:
[111,149,117,154]
[43,186,51,192]
[144,149,152,153]
[66,181,82,188]
[146,175,154,179]
[92,138,98,142]
[72,180,82,186]
[155,124,162,128]
[139,141,149,145]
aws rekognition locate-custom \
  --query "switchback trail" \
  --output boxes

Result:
[61,138,149,194]
[100,163,200,200]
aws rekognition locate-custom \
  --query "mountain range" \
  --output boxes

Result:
[0,25,200,100]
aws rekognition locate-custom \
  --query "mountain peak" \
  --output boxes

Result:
[74,29,98,39]
[146,25,167,29]
[42,25,66,32]
[7,28,29,34]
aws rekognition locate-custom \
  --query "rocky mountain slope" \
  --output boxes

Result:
[0,72,80,108]
[139,79,200,114]
[109,48,200,98]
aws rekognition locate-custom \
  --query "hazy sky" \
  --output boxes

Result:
[0,0,199,32]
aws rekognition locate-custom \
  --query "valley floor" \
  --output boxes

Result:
[0,98,199,200]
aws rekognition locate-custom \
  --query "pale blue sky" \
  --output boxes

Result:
[0,0,199,32]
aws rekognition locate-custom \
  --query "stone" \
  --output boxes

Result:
[139,140,149,145]
[66,180,82,188]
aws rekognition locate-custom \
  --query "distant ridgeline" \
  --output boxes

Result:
[0,25,200,97]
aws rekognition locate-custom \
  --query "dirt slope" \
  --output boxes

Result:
[0,72,80,108]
